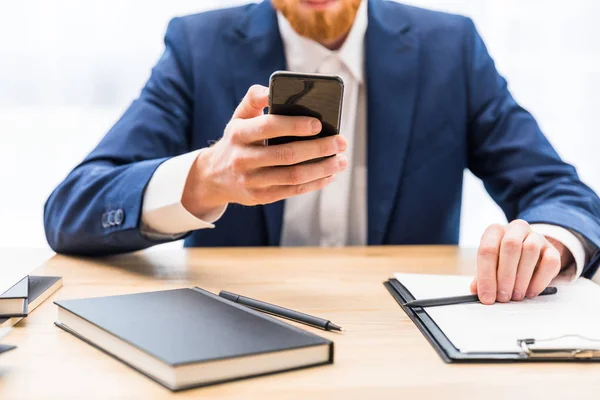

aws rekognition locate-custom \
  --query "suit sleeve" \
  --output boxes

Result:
[44,18,196,256]
[463,18,600,278]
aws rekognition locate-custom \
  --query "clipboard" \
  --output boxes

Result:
[384,278,600,362]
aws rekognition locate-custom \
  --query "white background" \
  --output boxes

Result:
[1,0,599,250]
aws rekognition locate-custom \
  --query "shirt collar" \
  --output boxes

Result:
[277,0,368,83]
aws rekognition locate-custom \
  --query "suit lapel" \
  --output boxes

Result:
[227,1,287,246]
[366,0,421,245]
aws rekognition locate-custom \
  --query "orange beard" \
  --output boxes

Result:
[272,0,362,43]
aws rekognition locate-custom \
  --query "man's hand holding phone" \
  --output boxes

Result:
[182,85,348,217]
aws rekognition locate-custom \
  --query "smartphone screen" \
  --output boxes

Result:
[268,72,344,146]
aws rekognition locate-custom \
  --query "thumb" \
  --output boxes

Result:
[232,84,269,120]
[470,277,477,294]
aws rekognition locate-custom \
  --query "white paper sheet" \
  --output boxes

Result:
[395,273,600,353]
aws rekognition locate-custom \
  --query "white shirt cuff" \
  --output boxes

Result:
[141,149,227,238]
[530,223,590,282]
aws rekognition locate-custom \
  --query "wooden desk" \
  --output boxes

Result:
[0,246,598,399]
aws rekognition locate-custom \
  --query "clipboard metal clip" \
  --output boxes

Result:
[518,335,600,359]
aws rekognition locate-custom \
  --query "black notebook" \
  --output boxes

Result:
[55,287,334,391]
[0,276,63,328]
[0,276,29,317]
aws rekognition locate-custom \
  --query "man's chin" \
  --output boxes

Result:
[274,0,361,44]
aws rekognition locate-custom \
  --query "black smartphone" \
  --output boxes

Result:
[267,71,344,148]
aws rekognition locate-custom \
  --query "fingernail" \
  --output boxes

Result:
[311,119,322,134]
[337,155,348,170]
[497,291,510,303]
[481,292,495,304]
[263,87,270,95]
[336,135,347,151]
[512,289,524,301]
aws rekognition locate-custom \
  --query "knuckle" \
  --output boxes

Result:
[275,146,295,164]
[478,244,499,259]
[483,223,505,238]
[510,219,529,229]
[228,122,244,142]
[502,237,522,252]
[295,183,309,195]
[231,153,247,173]
[522,238,541,254]
[319,140,335,156]
[224,120,235,135]
[236,172,252,188]
[488,223,504,232]
[256,117,269,137]
[543,248,561,268]
[287,166,303,184]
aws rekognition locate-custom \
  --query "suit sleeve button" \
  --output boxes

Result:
[107,210,116,226]
[102,212,110,228]
[114,209,124,225]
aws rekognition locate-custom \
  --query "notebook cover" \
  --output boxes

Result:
[384,279,600,363]
[0,343,16,355]
[0,276,62,328]
[55,287,333,390]
[27,276,62,307]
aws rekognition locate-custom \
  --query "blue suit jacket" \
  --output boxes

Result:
[44,0,600,276]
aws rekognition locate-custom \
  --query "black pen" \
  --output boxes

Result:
[218,290,343,332]
[403,286,558,308]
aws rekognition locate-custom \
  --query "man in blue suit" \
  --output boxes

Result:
[45,0,600,304]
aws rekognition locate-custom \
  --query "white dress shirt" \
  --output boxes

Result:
[140,1,593,281]
[278,0,368,247]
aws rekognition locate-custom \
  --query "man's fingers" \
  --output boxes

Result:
[512,232,545,301]
[232,85,270,120]
[496,220,530,302]
[229,114,322,144]
[477,224,505,304]
[526,245,561,298]
[240,134,346,168]
[245,154,348,187]
[262,134,346,166]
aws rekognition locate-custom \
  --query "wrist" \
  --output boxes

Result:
[181,148,228,217]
